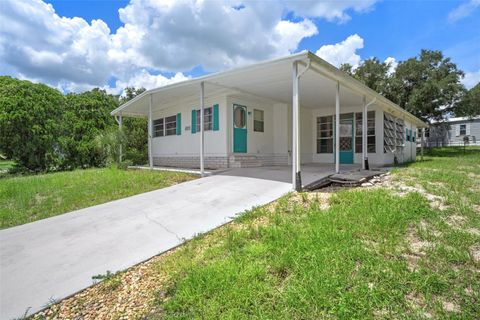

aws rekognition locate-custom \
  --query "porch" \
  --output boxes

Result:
[112,51,427,191]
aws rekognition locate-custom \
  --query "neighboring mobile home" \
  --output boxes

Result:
[425,116,480,147]
[112,51,427,190]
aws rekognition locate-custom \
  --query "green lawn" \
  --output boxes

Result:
[0,160,15,171]
[152,147,479,319]
[33,148,480,319]
[0,167,195,229]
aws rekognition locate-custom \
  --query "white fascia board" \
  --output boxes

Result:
[306,52,428,128]
[111,51,310,116]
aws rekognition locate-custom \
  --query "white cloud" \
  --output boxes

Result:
[315,34,364,68]
[284,0,378,23]
[384,57,398,75]
[114,70,190,95]
[448,0,480,22]
[0,0,378,93]
[462,69,480,89]
[112,0,318,72]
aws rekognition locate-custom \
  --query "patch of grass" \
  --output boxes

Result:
[0,167,195,229]
[0,160,15,170]
[151,147,479,319]
[33,147,480,319]
[92,271,123,292]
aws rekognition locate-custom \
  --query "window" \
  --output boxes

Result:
[355,111,376,153]
[253,109,264,132]
[153,118,164,137]
[384,113,404,153]
[460,124,467,135]
[165,115,177,136]
[196,107,213,131]
[316,116,333,153]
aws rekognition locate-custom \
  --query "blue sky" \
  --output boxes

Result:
[1,0,479,93]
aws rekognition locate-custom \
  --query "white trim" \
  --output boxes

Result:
[292,61,300,191]
[335,81,340,174]
[200,81,205,176]
[362,96,367,169]
[148,95,153,169]
[110,51,427,129]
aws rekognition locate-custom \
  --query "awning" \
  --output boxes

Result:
[111,51,427,128]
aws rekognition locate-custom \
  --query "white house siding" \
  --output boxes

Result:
[149,91,419,169]
[151,93,229,169]
[444,119,480,145]
[226,94,290,166]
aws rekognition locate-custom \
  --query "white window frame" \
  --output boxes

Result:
[164,115,177,136]
[356,111,376,153]
[153,118,164,137]
[316,116,333,154]
[253,109,264,132]
[196,107,213,131]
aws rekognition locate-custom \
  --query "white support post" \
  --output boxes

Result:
[292,61,301,191]
[362,96,367,170]
[421,127,425,161]
[148,94,153,169]
[200,81,205,177]
[118,113,123,163]
[335,81,340,174]
[411,123,414,162]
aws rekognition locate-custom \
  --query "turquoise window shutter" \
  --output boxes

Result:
[191,110,196,134]
[176,113,181,135]
[213,104,219,131]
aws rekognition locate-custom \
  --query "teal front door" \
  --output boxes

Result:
[339,117,354,164]
[233,104,247,153]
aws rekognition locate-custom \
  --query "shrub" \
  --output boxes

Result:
[0,76,64,172]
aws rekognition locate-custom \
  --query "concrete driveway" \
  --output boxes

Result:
[0,172,291,319]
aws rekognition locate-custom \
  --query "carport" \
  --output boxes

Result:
[112,51,427,191]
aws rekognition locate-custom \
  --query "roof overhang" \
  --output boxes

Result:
[111,51,427,128]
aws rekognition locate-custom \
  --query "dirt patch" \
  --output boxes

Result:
[441,300,461,313]
[405,292,432,318]
[444,215,467,228]
[407,226,433,255]
[467,172,480,179]
[287,191,331,210]
[419,220,442,237]
[403,226,433,271]
[465,228,480,236]
[363,173,450,211]
[469,244,480,263]
[473,205,480,215]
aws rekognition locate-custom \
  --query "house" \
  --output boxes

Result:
[111,51,427,190]
[425,116,480,147]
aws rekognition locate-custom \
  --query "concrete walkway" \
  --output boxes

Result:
[0,173,291,319]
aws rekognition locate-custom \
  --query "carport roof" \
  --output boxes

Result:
[111,51,427,128]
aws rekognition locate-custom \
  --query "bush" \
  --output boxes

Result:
[95,128,128,166]
[0,76,64,172]
[60,89,118,169]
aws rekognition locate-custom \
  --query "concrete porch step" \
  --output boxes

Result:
[228,155,263,168]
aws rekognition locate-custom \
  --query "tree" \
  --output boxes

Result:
[340,58,396,102]
[339,63,354,75]
[118,87,148,165]
[456,83,480,117]
[60,88,118,169]
[392,50,464,122]
[0,76,64,171]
